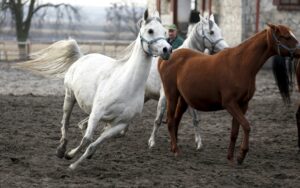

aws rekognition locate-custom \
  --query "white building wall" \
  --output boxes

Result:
[214,0,243,47]
[147,0,157,12]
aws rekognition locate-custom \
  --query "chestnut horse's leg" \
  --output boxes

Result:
[187,107,202,150]
[227,118,240,163]
[296,106,300,150]
[174,96,188,141]
[227,104,248,163]
[225,102,250,165]
[166,93,180,154]
[295,61,300,150]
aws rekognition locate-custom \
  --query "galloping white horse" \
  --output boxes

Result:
[146,14,229,149]
[16,9,172,170]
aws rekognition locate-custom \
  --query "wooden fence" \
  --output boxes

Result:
[0,40,131,62]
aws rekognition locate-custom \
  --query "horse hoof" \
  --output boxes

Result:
[148,139,155,149]
[69,164,77,171]
[56,149,65,159]
[237,157,244,165]
[87,154,93,159]
[196,142,203,151]
[174,152,179,157]
[64,153,73,160]
[196,146,204,152]
[227,159,235,167]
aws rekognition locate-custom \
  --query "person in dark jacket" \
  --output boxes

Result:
[166,24,184,49]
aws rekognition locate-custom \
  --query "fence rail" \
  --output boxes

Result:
[0,40,132,62]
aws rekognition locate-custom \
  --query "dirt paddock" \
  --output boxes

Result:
[0,63,299,187]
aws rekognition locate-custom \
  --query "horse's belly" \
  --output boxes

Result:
[191,101,224,111]
[184,93,223,111]
[75,92,94,114]
[101,97,144,123]
[144,86,160,101]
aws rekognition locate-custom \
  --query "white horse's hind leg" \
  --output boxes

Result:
[77,116,89,135]
[69,123,128,170]
[148,94,166,148]
[56,90,76,158]
[65,109,103,160]
[188,107,202,150]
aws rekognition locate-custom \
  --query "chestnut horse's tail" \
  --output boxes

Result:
[13,39,83,78]
[271,55,297,104]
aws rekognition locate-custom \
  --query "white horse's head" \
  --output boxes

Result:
[195,14,229,53]
[139,9,172,60]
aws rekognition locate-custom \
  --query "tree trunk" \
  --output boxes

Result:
[17,42,27,60]
[17,34,29,60]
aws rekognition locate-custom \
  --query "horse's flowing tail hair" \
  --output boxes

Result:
[272,55,297,104]
[14,39,83,78]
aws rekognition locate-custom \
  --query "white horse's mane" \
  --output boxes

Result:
[114,40,137,64]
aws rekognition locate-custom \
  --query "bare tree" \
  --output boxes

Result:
[105,0,143,41]
[0,0,80,59]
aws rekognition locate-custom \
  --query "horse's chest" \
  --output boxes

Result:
[236,83,256,102]
[104,97,144,122]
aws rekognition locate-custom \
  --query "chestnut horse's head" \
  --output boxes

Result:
[268,24,300,58]
[139,9,172,60]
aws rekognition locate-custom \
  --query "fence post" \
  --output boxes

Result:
[101,41,105,54]
[26,40,31,59]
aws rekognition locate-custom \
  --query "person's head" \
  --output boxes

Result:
[167,24,178,40]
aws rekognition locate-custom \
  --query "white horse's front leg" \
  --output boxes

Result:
[56,91,75,158]
[148,91,166,148]
[188,107,202,150]
[65,109,103,160]
[69,123,128,170]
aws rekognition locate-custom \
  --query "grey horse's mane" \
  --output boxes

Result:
[114,16,161,64]
[183,21,205,51]
[114,40,137,64]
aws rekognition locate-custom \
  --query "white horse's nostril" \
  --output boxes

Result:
[163,47,168,53]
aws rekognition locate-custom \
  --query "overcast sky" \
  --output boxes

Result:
[42,0,147,7]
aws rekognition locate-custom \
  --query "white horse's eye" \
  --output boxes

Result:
[148,29,154,34]
[209,30,214,35]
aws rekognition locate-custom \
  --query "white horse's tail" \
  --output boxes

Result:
[14,39,83,78]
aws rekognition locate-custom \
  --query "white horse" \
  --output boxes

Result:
[146,14,229,150]
[16,9,172,170]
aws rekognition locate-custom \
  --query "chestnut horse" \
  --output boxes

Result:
[272,56,300,150]
[158,24,300,165]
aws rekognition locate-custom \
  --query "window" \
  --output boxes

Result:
[273,0,300,10]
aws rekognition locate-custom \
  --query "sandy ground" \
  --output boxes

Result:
[0,62,299,187]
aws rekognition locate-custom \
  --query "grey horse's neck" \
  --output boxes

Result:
[180,23,205,52]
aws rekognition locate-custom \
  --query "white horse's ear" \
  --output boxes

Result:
[199,14,205,22]
[153,10,160,17]
[210,14,215,22]
[137,19,143,28]
[203,12,209,20]
[199,14,207,23]
[143,9,149,21]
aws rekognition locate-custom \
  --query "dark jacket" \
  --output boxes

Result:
[167,36,184,49]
